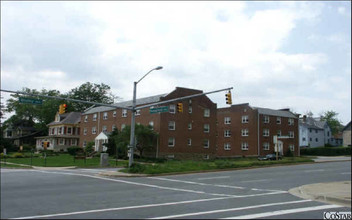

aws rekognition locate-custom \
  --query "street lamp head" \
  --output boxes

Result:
[155,66,163,70]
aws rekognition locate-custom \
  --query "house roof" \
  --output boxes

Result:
[299,117,326,130]
[343,121,351,131]
[48,112,81,126]
[253,107,298,118]
[82,93,167,115]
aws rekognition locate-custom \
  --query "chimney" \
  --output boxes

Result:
[303,115,307,122]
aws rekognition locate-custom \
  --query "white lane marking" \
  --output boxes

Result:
[197,176,230,180]
[241,179,270,183]
[150,199,311,219]
[148,177,285,193]
[222,204,342,219]
[341,172,351,175]
[304,169,325,173]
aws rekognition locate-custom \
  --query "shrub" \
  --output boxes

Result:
[128,163,146,173]
[67,146,83,156]
[300,146,351,156]
[22,145,36,152]
[85,142,95,154]
[12,152,25,158]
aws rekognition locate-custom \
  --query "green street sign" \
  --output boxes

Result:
[150,106,169,114]
[19,97,43,105]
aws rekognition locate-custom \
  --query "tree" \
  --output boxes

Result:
[67,82,118,112]
[320,110,343,135]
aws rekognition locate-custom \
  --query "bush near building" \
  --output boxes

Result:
[300,146,351,156]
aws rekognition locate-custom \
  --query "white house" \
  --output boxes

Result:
[299,116,332,148]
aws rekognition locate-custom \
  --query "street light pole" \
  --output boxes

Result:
[128,66,163,167]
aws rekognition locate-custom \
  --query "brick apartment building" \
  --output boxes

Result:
[80,87,217,160]
[217,103,299,158]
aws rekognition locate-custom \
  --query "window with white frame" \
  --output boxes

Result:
[224,130,231,137]
[263,129,270,137]
[242,115,249,123]
[112,125,117,131]
[67,127,72,135]
[224,117,231,124]
[93,114,97,121]
[168,137,175,147]
[241,142,249,150]
[277,130,281,137]
[149,121,154,130]
[102,125,107,132]
[168,121,175,130]
[167,154,175,159]
[83,141,87,147]
[263,115,270,124]
[204,109,210,117]
[203,139,209,148]
[169,104,176,114]
[289,131,294,138]
[241,129,249,136]
[121,124,126,130]
[103,112,108,120]
[188,123,192,130]
[71,139,76,146]
[122,109,127,117]
[84,115,88,122]
[203,154,209,160]
[288,118,294,125]
[92,127,97,134]
[289,144,295,151]
[276,117,281,124]
[187,138,192,146]
[188,106,192,114]
[263,142,270,150]
[204,124,210,133]
[135,109,141,116]
[83,128,87,135]
[113,111,117,117]
[224,143,231,151]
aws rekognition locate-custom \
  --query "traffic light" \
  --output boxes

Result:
[177,103,183,113]
[59,104,67,114]
[225,91,232,105]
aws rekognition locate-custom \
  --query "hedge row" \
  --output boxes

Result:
[300,146,351,156]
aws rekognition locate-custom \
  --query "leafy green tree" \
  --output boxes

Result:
[320,110,343,135]
[67,82,118,112]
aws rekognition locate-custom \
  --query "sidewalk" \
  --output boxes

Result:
[98,169,148,177]
[312,156,351,163]
[289,181,351,208]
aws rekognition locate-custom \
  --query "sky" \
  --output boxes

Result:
[1,1,351,125]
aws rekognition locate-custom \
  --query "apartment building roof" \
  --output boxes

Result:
[48,112,81,126]
[253,107,298,118]
[82,93,167,115]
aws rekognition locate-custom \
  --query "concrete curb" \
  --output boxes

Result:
[98,171,148,177]
[32,166,77,170]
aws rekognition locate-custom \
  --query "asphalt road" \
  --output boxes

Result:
[1,161,351,219]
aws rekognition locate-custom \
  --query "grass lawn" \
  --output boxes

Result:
[122,156,314,174]
[1,153,128,168]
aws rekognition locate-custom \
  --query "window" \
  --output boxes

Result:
[121,124,126,130]
[263,129,270,137]
[71,139,76,146]
[310,138,312,141]
[289,144,295,152]
[203,139,209,148]
[241,142,249,150]
[187,138,192,146]
[276,117,281,124]
[224,117,231,124]
[204,109,210,117]
[167,154,175,159]
[315,138,318,142]
[112,125,117,131]
[168,137,175,147]
[188,106,192,114]
[59,139,64,145]
[241,129,249,136]
[263,116,270,124]
[289,131,294,138]
[288,118,294,125]
[169,104,176,114]
[102,126,107,132]
[263,142,270,150]
[242,115,249,123]
[67,127,72,135]
[168,121,175,130]
[327,131,330,137]
[302,137,306,141]
[224,130,231,137]
[122,109,127,117]
[188,123,192,130]
[83,128,87,135]
[83,141,87,147]
[204,124,210,133]
[224,143,231,151]
[92,127,97,134]
[93,114,97,121]
[309,129,312,133]
[84,115,88,122]
[113,111,117,117]
[277,130,281,137]
[203,154,209,160]
[149,121,154,130]
[135,109,141,116]
[103,112,108,120]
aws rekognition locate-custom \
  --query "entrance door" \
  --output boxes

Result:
[278,140,284,155]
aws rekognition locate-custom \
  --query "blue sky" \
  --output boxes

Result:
[1,1,351,125]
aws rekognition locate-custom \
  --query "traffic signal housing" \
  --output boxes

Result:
[225,91,232,105]
[177,103,183,113]
[59,104,67,114]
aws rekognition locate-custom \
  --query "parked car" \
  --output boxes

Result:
[258,154,282,161]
